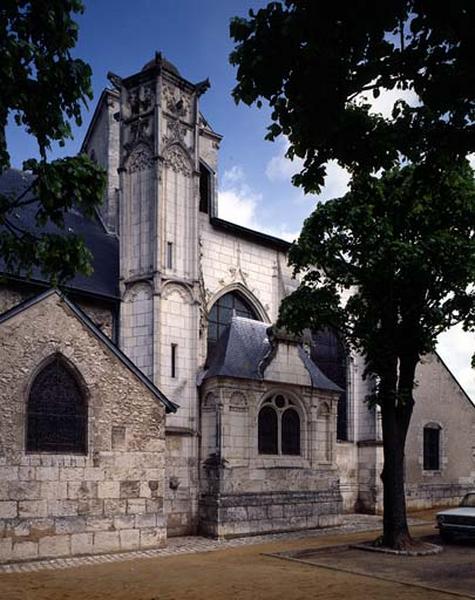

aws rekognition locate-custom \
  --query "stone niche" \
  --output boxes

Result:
[198,378,343,538]
[0,291,168,563]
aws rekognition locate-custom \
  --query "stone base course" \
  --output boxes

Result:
[0,514,427,573]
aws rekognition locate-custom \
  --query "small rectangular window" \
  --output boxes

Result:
[166,242,173,269]
[423,427,440,470]
[199,163,210,213]
[171,344,177,378]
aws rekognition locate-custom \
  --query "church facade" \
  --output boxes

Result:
[0,55,474,561]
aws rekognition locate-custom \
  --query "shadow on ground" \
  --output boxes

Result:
[267,535,475,598]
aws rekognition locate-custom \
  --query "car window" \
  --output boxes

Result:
[460,493,475,507]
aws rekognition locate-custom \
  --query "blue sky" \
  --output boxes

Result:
[6,0,474,400]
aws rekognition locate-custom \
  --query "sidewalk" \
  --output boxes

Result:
[1,511,463,600]
[0,513,423,574]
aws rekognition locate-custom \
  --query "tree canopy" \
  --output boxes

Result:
[230,0,475,549]
[0,0,105,282]
[231,1,475,192]
[279,163,475,388]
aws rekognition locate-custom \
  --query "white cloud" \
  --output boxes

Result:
[265,137,351,203]
[223,165,245,185]
[317,160,351,203]
[217,165,299,242]
[355,84,420,120]
[437,324,475,403]
[265,139,303,182]
[217,188,258,229]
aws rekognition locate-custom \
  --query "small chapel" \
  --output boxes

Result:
[0,54,474,562]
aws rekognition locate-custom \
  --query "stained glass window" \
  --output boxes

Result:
[258,406,278,454]
[207,292,259,358]
[282,408,300,455]
[258,395,301,456]
[26,356,87,454]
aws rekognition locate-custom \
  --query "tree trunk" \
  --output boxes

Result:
[379,355,417,549]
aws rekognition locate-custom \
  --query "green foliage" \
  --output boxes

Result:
[0,1,105,282]
[231,0,475,379]
[279,163,475,388]
[230,1,475,193]
[231,0,475,547]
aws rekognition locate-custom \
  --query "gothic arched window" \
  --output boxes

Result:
[258,406,278,454]
[311,327,348,441]
[282,408,300,455]
[258,395,301,456]
[26,356,87,454]
[207,291,259,358]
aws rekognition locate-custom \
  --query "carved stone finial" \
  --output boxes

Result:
[107,71,123,91]
[195,78,211,97]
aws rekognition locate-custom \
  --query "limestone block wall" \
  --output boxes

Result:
[82,90,120,233]
[199,219,291,326]
[0,293,167,563]
[404,353,475,509]
[121,282,154,378]
[157,284,198,428]
[199,377,342,538]
[335,442,359,512]
[0,285,116,340]
[355,442,384,513]
[164,432,199,536]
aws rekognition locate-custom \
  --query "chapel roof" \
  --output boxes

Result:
[203,315,342,392]
[0,169,119,300]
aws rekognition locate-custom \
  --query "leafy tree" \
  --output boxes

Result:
[0,0,105,283]
[280,163,475,548]
[230,1,475,549]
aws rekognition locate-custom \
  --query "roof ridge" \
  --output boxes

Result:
[0,288,177,413]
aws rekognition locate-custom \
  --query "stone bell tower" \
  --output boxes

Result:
[109,54,215,533]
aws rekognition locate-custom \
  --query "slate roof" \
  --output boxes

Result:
[0,288,177,413]
[0,169,119,300]
[203,316,342,392]
[210,217,292,252]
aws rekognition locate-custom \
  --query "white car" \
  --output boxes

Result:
[436,492,475,542]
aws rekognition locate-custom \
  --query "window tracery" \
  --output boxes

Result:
[26,356,87,454]
[258,394,301,456]
[207,291,259,358]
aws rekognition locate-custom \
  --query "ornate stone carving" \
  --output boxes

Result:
[127,115,153,148]
[229,391,248,412]
[163,145,192,176]
[128,84,155,116]
[124,281,153,302]
[164,117,188,146]
[162,82,191,119]
[202,392,217,409]
[161,282,194,303]
[127,144,154,173]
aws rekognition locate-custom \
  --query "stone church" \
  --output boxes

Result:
[0,54,474,562]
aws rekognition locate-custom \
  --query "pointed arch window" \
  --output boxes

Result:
[26,356,87,454]
[258,395,301,456]
[282,408,300,455]
[207,291,260,358]
[258,406,278,454]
